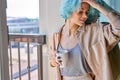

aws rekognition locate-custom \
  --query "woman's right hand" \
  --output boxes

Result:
[50,58,60,67]
[50,50,61,67]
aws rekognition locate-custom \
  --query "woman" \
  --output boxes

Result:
[49,0,120,80]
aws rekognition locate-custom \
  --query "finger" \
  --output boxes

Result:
[82,0,89,2]
[81,1,90,6]
[82,0,97,8]
[82,0,94,3]
[51,61,60,67]
[50,59,60,67]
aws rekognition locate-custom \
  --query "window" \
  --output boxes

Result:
[7,0,39,34]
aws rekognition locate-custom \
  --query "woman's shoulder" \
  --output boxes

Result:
[50,25,64,36]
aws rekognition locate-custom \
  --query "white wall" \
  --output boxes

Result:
[39,0,64,35]
[39,0,64,80]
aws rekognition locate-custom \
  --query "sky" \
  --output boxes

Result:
[7,0,39,18]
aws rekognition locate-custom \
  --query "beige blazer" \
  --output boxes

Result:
[49,11,120,80]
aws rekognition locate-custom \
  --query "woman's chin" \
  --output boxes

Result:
[78,23,85,27]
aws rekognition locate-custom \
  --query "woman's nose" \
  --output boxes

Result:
[82,13,88,19]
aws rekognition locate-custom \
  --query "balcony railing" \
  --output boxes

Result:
[8,33,46,80]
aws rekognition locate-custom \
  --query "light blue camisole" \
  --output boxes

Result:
[58,44,92,76]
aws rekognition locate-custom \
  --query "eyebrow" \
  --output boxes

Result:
[81,8,84,10]
[81,8,89,11]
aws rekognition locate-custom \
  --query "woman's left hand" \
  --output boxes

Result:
[82,0,98,9]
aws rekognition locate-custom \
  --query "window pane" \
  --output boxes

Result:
[7,0,39,34]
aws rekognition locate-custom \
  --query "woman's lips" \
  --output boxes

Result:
[80,19,86,23]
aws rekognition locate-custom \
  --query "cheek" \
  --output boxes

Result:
[75,18,82,25]
[77,14,82,19]
[76,16,81,22]
[71,14,82,23]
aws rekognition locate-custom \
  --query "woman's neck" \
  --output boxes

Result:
[63,20,79,36]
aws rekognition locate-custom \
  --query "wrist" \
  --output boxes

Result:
[92,2,110,16]
[91,2,100,9]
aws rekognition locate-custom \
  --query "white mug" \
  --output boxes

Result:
[56,50,69,68]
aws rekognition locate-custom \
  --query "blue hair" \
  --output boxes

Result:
[60,0,81,19]
[60,0,118,24]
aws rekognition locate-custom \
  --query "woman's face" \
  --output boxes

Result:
[70,2,89,26]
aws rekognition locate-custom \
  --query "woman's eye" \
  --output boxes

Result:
[78,11,83,14]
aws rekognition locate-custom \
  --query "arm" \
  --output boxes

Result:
[49,33,60,67]
[83,0,120,50]
[83,0,120,27]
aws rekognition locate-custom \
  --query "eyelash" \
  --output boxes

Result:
[78,11,82,14]
[78,10,89,15]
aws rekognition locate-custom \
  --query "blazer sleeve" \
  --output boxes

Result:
[102,11,120,51]
[48,33,56,61]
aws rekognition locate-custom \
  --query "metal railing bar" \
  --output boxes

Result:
[18,42,21,80]
[37,44,43,80]
[9,42,13,80]
[27,42,31,80]
[9,34,46,80]
[9,33,46,44]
